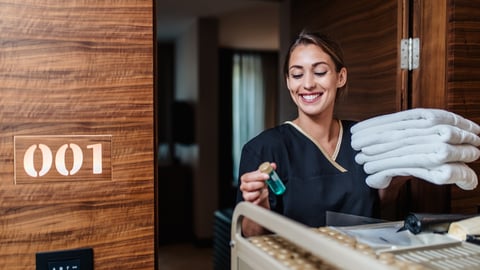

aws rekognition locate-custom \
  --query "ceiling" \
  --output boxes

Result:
[156,0,280,40]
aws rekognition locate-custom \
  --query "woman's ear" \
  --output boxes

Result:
[337,67,347,88]
[286,75,296,95]
[285,75,291,90]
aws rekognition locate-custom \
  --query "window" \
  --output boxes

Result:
[232,53,266,181]
[218,49,278,207]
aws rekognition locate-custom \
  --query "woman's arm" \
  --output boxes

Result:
[241,188,270,237]
[238,163,276,237]
[378,176,410,207]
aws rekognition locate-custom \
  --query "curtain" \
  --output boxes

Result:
[232,53,265,181]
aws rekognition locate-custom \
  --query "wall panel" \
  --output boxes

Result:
[447,0,480,214]
[0,0,154,269]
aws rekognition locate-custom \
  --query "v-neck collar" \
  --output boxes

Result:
[284,120,347,172]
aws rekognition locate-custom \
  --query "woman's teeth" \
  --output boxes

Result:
[302,94,320,101]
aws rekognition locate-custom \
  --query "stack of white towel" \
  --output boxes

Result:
[350,108,480,190]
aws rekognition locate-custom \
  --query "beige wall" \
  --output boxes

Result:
[219,3,280,50]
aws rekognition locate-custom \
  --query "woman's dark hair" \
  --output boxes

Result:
[283,30,348,96]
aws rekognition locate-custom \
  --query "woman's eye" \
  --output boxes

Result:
[291,74,303,79]
[315,71,327,76]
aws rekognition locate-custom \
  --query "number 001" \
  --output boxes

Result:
[23,143,103,177]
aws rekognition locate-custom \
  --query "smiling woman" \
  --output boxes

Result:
[235,31,383,237]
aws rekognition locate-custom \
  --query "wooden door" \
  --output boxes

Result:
[445,0,480,214]
[411,0,480,215]
[0,1,155,268]
[408,0,451,214]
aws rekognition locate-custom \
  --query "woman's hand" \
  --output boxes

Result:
[378,175,410,204]
[240,163,276,207]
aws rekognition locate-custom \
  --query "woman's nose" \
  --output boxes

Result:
[303,72,315,90]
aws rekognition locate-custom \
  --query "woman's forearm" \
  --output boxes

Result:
[378,176,410,204]
[241,217,269,237]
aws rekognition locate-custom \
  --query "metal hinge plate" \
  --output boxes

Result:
[400,38,420,70]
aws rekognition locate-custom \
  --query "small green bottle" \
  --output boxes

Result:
[259,162,286,195]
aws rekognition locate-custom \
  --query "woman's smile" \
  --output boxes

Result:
[300,92,323,103]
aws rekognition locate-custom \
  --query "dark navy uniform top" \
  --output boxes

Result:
[235,120,379,227]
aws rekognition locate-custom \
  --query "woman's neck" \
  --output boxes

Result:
[293,113,340,155]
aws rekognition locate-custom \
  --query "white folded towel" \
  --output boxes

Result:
[351,108,480,136]
[350,108,480,190]
[361,133,480,156]
[362,145,480,174]
[355,143,480,165]
[351,124,480,152]
[366,163,478,190]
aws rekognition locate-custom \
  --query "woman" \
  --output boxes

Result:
[236,31,402,237]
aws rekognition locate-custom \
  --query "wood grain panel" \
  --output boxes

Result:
[290,0,405,121]
[407,0,450,215]
[447,0,480,214]
[411,0,448,109]
[0,0,154,269]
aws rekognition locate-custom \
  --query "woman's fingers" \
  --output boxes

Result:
[240,169,269,202]
[253,187,269,204]
[240,171,267,190]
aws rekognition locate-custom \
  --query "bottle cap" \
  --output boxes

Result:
[258,162,273,174]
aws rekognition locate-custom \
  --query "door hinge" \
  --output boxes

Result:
[400,38,420,70]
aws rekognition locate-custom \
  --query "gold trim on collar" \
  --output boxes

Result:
[284,120,347,172]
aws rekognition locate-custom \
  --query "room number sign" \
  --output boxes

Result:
[14,135,112,184]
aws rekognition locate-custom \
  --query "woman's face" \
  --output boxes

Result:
[286,44,346,118]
